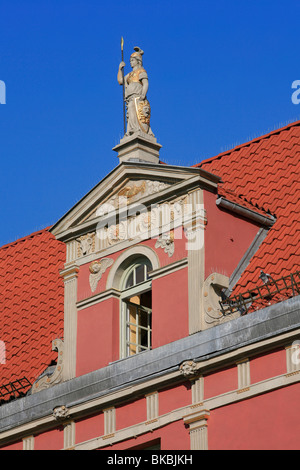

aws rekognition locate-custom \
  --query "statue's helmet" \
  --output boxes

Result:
[130,47,144,64]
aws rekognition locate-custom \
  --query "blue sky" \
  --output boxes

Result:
[0,0,299,246]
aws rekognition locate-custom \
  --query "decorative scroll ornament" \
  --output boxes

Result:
[77,232,95,256]
[53,405,70,421]
[32,339,64,393]
[89,258,114,293]
[155,231,175,257]
[179,360,198,377]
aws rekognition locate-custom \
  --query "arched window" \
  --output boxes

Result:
[120,258,152,357]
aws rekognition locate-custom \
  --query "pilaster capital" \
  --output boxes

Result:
[60,264,80,281]
[184,408,210,428]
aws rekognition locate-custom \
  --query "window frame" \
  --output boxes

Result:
[120,258,152,358]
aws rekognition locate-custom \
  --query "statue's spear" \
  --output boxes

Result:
[121,37,126,135]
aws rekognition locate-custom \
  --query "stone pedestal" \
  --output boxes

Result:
[113,132,162,164]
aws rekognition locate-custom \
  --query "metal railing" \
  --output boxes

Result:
[220,271,300,316]
[0,377,32,404]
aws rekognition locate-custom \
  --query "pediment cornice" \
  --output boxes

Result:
[50,161,220,242]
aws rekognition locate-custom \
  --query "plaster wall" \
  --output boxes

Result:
[152,266,189,349]
[203,190,261,278]
[208,382,300,450]
[76,297,119,376]
[101,420,190,451]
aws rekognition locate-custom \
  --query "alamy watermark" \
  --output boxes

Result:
[0,80,6,104]
[0,340,6,364]
[95,198,205,252]
[291,80,300,104]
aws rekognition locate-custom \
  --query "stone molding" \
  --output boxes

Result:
[150,257,188,280]
[1,298,300,443]
[50,162,219,245]
[106,245,160,290]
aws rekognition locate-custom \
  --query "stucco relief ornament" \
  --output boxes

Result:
[77,232,95,256]
[179,360,198,377]
[53,405,70,421]
[89,258,114,293]
[117,46,155,137]
[155,231,175,257]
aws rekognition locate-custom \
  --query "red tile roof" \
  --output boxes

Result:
[198,120,300,301]
[0,229,65,400]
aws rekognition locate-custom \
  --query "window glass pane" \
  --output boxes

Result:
[135,264,145,284]
[127,303,137,356]
[125,270,134,289]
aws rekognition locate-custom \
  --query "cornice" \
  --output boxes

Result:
[50,163,220,243]
[0,295,299,440]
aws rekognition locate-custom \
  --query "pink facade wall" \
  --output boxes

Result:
[0,440,23,450]
[76,230,188,375]
[250,348,286,383]
[76,297,119,376]
[204,190,260,278]
[152,267,189,349]
[101,420,190,450]
[204,364,238,399]
[34,427,64,450]
[116,397,147,430]
[159,382,191,416]
[76,412,104,445]
[208,382,300,450]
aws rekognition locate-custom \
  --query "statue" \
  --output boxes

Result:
[117,46,154,137]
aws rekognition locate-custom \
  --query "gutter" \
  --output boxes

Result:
[216,196,276,227]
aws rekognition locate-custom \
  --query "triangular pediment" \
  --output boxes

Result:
[50,161,220,241]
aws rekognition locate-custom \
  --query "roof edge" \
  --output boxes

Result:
[195,119,300,167]
[0,227,52,251]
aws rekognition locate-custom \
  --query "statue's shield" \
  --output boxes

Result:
[135,97,151,133]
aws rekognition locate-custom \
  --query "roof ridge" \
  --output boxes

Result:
[0,227,51,251]
[196,119,300,167]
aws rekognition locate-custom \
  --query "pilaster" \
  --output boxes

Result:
[185,189,206,334]
[184,408,210,450]
[60,264,80,381]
